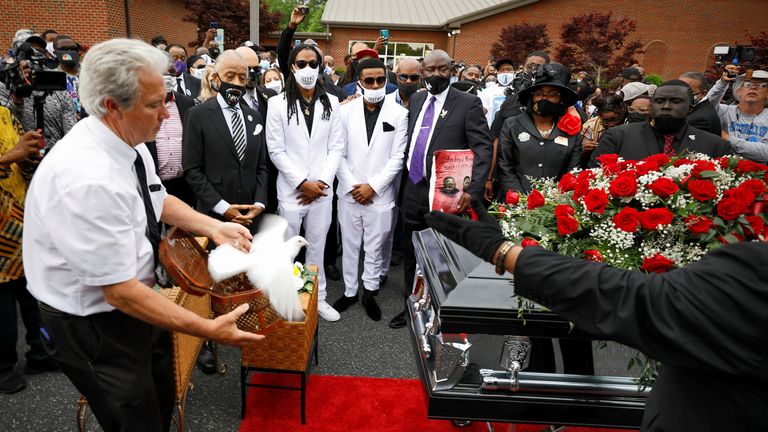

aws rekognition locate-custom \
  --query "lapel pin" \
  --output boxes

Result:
[254,124,263,136]
[518,132,530,142]
[440,109,448,119]
[185,89,191,96]
[247,114,253,122]
[689,135,696,140]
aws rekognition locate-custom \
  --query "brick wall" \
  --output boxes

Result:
[126,0,198,49]
[327,27,448,69]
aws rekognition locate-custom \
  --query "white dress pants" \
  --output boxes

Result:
[279,198,333,301]
[338,200,394,297]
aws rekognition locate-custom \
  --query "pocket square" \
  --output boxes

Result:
[253,124,263,136]
[383,122,395,132]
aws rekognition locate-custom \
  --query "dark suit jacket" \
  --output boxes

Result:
[497,113,582,195]
[686,99,722,137]
[181,71,201,99]
[249,86,277,123]
[514,242,768,431]
[145,91,196,173]
[590,122,730,167]
[401,87,492,202]
[182,97,269,226]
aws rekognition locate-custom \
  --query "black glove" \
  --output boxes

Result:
[424,198,508,263]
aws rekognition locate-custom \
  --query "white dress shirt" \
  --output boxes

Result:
[24,117,167,316]
[211,94,264,215]
[406,86,449,172]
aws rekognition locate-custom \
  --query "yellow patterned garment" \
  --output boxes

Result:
[0,107,29,282]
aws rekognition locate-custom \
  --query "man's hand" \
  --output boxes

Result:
[2,129,42,164]
[223,204,254,226]
[289,7,306,29]
[203,28,216,48]
[210,222,252,253]
[207,304,265,345]
[484,180,495,202]
[298,181,328,205]
[424,198,507,263]
[242,206,264,221]
[351,184,374,205]
[341,94,360,105]
[372,37,386,51]
[457,192,471,213]
[582,138,598,152]
[722,64,739,82]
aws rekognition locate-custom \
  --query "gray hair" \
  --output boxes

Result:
[680,71,711,92]
[79,38,170,119]
[213,50,246,74]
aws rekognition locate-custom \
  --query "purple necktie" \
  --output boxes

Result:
[409,96,437,184]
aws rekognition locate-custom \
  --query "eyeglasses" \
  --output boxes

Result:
[600,117,623,126]
[294,60,319,69]
[398,73,421,82]
[742,81,768,89]
[362,76,387,85]
[628,107,649,114]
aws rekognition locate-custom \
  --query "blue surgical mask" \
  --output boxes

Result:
[260,59,270,71]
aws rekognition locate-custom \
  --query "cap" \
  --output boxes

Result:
[355,48,379,60]
[622,67,642,81]
[494,58,514,70]
[751,70,768,79]
[518,63,578,107]
[620,82,650,102]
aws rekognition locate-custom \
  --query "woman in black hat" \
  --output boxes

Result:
[497,63,583,197]
[496,63,593,375]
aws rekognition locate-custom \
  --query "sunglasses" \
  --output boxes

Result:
[362,76,387,85]
[294,60,319,69]
[398,73,421,82]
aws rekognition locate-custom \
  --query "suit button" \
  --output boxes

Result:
[539,142,544,146]
[538,163,543,168]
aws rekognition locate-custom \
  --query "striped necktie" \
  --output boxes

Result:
[229,106,246,161]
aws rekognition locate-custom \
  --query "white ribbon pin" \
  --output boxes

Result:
[247,115,253,122]
[689,135,696,140]
[518,132,530,142]
[253,124,263,136]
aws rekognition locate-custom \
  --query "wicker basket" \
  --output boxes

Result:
[159,227,297,334]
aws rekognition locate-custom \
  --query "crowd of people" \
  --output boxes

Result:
[0,6,766,431]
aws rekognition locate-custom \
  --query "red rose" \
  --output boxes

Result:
[672,158,693,167]
[620,160,637,170]
[764,172,768,184]
[639,207,674,231]
[527,189,545,209]
[521,238,540,247]
[687,179,718,201]
[647,177,679,198]
[635,161,659,175]
[583,188,609,214]
[724,187,757,206]
[558,173,577,192]
[557,215,579,235]
[717,157,731,170]
[716,197,749,220]
[603,162,622,176]
[554,204,575,217]
[744,215,765,236]
[608,173,638,197]
[641,253,675,273]
[739,179,767,195]
[644,154,671,167]
[505,189,520,205]
[736,159,768,174]
[689,160,717,178]
[685,215,713,235]
[596,153,619,167]
[613,207,640,232]
[469,208,479,221]
[557,106,582,136]
[497,205,507,213]
[583,249,604,262]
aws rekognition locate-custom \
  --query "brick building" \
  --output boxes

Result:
[0,0,198,51]
[319,0,768,79]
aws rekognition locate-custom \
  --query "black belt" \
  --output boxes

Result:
[39,302,73,318]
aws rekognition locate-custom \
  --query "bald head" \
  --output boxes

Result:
[234,46,259,68]
[398,57,420,74]
[424,50,450,65]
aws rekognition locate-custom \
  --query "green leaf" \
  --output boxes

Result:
[713,216,726,229]
[697,170,719,179]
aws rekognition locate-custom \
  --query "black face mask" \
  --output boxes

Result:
[218,80,245,107]
[246,68,260,89]
[627,112,649,123]
[54,50,79,68]
[424,74,450,95]
[532,99,564,117]
[652,115,686,133]
[398,82,419,98]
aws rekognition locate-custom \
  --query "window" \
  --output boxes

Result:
[349,41,434,68]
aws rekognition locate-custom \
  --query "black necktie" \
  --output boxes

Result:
[134,150,161,265]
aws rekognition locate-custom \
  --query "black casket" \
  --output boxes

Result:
[406,228,648,429]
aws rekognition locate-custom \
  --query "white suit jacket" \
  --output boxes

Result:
[337,96,408,206]
[266,92,344,204]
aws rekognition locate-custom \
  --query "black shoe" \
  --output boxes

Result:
[388,310,407,329]
[332,294,358,312]
[379,274,388,289]
[23,356,58,375]
[390,254,403,266]
[325,264,341,281]
[0,370,26,394]
[196,343,216,375]
[362,291,382,321]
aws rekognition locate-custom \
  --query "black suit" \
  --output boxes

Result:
[245,86,280,214]
[178,71,201,99]
[145,92,197,207]
[400,87,492,295]
[686,99,722,137]
[182,97,269,232]
[590,122,730,167]
[514,242,768,431]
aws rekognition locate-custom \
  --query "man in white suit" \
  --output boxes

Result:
[333,58,408,320]
[266,44,344,322]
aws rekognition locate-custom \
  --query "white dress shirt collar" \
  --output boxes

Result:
[93,117,141,168]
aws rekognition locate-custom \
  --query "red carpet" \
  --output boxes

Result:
[239,374,634,432]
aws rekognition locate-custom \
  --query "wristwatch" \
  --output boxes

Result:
[495,241,514,275]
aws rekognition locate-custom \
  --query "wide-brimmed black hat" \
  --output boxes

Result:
[518,63,578,107]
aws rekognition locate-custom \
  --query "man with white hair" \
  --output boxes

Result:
[23,39,262,432]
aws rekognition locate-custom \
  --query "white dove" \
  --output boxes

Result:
[208,215,309,322]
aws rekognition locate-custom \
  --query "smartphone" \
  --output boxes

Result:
[294,40,301,48]
[209,22,219,29]
[298,6,309,15]
[380,29,389,40]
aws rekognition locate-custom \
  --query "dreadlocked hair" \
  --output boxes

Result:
[284,44,333,125]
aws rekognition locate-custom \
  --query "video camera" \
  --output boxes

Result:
[714,45,758,76]
[0,42,67,97]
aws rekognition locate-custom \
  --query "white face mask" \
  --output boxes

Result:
[497,72,515,87]
[361,86,386,104]
[293,65,319,90]
[324,66,333,76]
[162,75,176,94]
[265,80,283,93]
[190,68,205,79]
[485,81,498,88]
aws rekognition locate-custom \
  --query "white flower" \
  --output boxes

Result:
[518,132,530,142]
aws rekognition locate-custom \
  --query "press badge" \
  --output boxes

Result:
[554,136,569,146]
